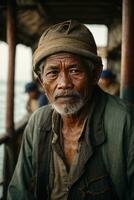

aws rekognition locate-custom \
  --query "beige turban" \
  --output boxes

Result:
[33,20,102,75]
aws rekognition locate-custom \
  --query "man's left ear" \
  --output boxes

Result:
[93,66,102,85]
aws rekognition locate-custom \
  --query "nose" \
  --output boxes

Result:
[57,72,73,90]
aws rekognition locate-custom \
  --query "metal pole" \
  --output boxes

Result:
[120,0,134,103]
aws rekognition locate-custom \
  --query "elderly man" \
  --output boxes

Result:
[8,20,134,200]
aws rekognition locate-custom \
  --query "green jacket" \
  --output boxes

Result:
[7,87,134,200]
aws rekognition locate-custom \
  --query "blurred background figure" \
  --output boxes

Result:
[98,69,120,96]
[25,81,48,114]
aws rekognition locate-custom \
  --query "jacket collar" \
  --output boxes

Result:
[87,86,107,146]
[73,86,107,184]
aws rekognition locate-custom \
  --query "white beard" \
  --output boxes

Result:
[52,99,85,116]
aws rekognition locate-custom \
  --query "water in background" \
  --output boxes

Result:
[0,80,27,197]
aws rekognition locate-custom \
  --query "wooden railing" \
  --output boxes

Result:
[0,114,29,200]
[0,114,29,145]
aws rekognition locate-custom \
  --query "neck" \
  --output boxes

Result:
[61,102,89,129]
[60,103,89,168]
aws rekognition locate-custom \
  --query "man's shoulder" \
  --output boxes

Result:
[97,87,133,114]
[35,104,52,114]
[107,93,133,112]
[104,92,134,122]
[28,104,53,128]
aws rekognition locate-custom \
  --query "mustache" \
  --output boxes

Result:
[54,90,81,99]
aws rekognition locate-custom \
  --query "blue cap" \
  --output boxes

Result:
[25,82,38,93]
[100,69,116,79]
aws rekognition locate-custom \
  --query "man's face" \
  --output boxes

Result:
[41,53,96,115]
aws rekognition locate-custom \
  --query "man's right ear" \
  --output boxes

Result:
[92,66,102,85]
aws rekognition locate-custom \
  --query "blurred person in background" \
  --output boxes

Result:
[25,81,48,114]
[98,69,120,96]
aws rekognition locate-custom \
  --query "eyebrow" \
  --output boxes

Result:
[67,64,80,67]
[44,65,59,71]
[66,64,84,70]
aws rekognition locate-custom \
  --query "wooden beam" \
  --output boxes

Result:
[120,0,134,103]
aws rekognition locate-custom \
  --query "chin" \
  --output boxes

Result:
[52,100,85,116]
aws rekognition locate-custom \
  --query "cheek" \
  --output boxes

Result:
[75,77,93,98]
[42,81,56,102]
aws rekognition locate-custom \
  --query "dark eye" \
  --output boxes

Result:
[46,70,59,79]
[69,68,81,75]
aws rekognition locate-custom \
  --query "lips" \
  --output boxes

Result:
[55,95,79,102]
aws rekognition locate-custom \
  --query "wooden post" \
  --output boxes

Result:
[120,0,134,103]
[6,2,16,132]
[3,1,16,199]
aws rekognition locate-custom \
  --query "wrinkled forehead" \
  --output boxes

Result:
[37,52,95,76]
[44,52,83,65]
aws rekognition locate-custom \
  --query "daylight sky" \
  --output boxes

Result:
[0,25,108,81]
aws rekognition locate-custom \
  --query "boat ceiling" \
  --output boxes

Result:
[0,0,122,48]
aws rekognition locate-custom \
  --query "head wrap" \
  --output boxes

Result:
[33,20,103,75]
